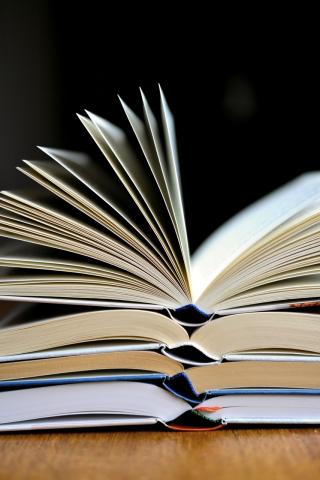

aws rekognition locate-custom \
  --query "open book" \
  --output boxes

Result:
[2,382,320,432]
[1,304,320,396]
[2,305,320,363]
[1,87,320,431]
[1,87,320,315]
[1,303,320,430]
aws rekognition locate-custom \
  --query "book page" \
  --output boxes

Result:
[0,307,189,356]
[0,215,183,306]
[0,382,189,425]
[0,415,158,432]
[0,89,192,305]
[159,86,190,281]
[17,160,179,283]
[119,90,190,280]
[192,173,320,302]
[199,395,320,424]
[78,115,188,294]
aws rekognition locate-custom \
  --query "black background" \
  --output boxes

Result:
[1,2,320,252]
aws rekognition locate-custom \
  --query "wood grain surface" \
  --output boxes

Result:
[1,303,320,480]
[1,427,320,480]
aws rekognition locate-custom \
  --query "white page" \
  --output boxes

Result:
[218,407,320,424]
[34,147,184,284]
[20,160,166,259]
[192,173,320,301]
[159,86,190,279]
[83,112,180,255]
[119,94,170,202]
[36,147,161,248]
[201,394,320,424]
[78,115,186,290]
[86,110,165,217]
[0,382,189,424]
[117,91,191,293]
[0,201,183,302]
[17,162,179,287]
[0,415,158,431]
[119,94,182,254]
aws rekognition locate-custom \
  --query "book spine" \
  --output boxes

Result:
[162,410,224,431]
[163,372,207,404]
[171,304,212,325]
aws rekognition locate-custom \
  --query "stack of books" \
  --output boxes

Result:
[1,87,320,431]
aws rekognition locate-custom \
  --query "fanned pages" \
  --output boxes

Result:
[2,88,320,313]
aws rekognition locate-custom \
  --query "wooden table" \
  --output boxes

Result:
[1,303,320,479]
[1,426,320,479]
